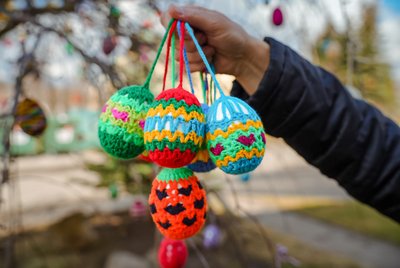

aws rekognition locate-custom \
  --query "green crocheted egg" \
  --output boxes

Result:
[98,85,154,159]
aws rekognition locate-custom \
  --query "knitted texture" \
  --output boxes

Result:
[206,96,266,174]
[188,104,216,173]
[98,85,154,159]
[138,150,152,162]
[15,98,47,136]
[144,87,205,168]
[148,167,207,240]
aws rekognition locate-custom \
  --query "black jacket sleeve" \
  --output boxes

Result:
[231,37,400,222]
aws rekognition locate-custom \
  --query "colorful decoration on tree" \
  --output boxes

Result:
[144,21,205,168]
[240,173,251,182]
[130,198,147,218]
[148,168,207,240]
[158,238,188,268]
[272,7,284,26]
[203,224,222,249]
[110,5,121,18]
[102,35,118,55]
[98,20,174,160]
[15,98,47,137]
[65,41,74,55]
[109,183,118,199]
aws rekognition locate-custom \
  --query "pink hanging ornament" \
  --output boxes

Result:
[103,35,117,55]
[272,7,284,26]
[130,199,147,218]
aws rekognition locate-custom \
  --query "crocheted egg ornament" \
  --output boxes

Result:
[188,104,216,173]
[207,96,266,174]
[148,167,207,240]
[144,88,205,168]
[98,85,154,159]
[15,98,47,137]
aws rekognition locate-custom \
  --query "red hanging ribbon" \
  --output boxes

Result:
[178,21,185,88]
[162,20,177,92]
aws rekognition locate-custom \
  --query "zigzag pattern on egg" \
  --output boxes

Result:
[206,96,266,174]
[144,88,205,168]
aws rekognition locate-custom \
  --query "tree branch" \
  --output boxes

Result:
[0,19,19,38]
[13,14,124,89]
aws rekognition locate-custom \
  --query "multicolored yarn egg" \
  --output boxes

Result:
[148,167,207,240]
[144,88,205,168]
[158,238,188,268]
[188,104,216,173]
[98,85,154,159]
[15,98,47,137]
[206,96,266,174]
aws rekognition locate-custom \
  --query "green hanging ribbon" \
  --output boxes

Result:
[142,19,174,89]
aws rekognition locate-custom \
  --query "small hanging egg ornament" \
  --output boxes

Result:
[158,238,188,268]
[102,35,117,55]
[109,183,118,199]
[144,88,205,168]
[98,85,154,159]
[207,96,266,174]
[149,167,207,240]
[130,198,147,218]
[272,7,284,26]
[15,98,47,137]
[188,104,216,173]
[240,173,251,182]
[203,224,222,249]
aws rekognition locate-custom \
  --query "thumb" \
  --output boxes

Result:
[168,4,221,33]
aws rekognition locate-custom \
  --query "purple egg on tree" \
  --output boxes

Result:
[203,224,222,249]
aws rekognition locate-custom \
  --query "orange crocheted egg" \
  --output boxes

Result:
[148,167,207,240]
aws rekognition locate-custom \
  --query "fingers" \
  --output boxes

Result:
[168,4,224,33]
[174,45,214,73]
[160,9,171,28]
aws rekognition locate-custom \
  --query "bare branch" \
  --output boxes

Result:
[11,13,124,89]
[0,20,19,38]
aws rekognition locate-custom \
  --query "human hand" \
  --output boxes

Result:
[161,4,270,95]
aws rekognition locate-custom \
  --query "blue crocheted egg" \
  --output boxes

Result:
[188,104,216,173]
[206,96,266,174]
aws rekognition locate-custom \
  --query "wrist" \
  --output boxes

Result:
[235,37,270,95]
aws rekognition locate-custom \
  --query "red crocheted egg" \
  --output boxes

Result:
[148,167,207,240]
[144,87,205,168]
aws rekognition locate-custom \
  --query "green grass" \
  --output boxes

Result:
[293,201,400,246]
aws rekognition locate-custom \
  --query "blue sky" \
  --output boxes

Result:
[383,0,400,13]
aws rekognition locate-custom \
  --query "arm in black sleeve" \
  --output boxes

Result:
[231,37,400,222]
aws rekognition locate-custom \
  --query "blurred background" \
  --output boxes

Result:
[0,0,399,267]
